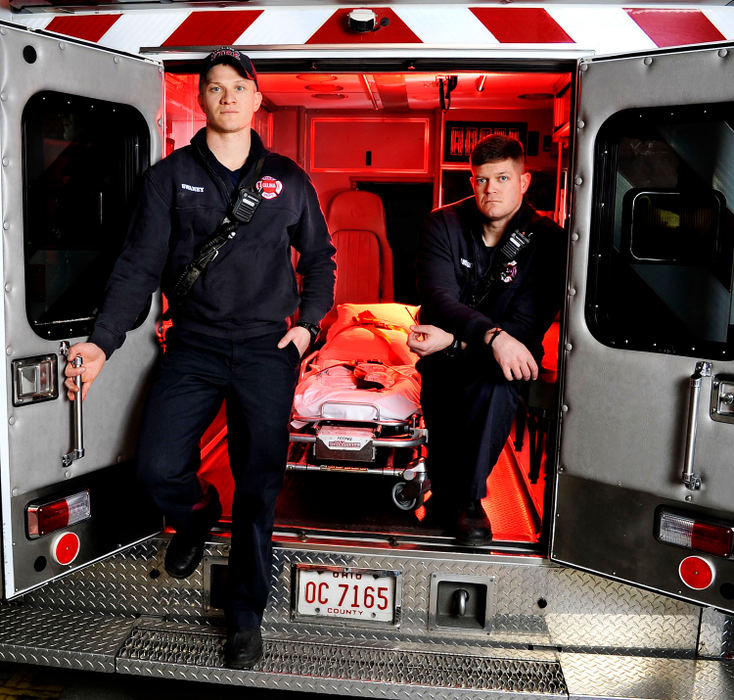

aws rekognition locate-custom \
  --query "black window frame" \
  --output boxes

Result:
[22,90,151,340]
[586,101,734,360]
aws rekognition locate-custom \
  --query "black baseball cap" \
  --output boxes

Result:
[199,48,259,90]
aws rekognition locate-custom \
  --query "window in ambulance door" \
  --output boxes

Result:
[586,102,734,359]
[22,91,151,340]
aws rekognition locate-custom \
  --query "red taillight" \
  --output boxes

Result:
[657,509,733,558]
[26,491,91,539]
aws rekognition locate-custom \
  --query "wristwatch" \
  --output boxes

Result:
[296,321,321,344]
[442,337,462,358]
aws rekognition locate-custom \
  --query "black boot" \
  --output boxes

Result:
[164,490,222,579]
[164,532,207,579]
[224,627,263,669]
[455,499,493,546]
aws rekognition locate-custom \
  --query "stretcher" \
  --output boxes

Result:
[287,303,428,510]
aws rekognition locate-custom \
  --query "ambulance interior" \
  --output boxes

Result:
[165,63,573,552]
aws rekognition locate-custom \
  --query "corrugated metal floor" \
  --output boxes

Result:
[0,661,346,699]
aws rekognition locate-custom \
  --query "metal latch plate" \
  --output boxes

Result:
[711,375,734,423]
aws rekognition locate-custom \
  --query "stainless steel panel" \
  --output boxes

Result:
[6,537,734,697]
[0,22,163,597]
[560,45,734,504]
[19,537,206,621]
[698,608,734,659]
[0,601,731,698]
[710,375,734,424]
[8,466,159,593]
[117,622,568,698]
[562,652,734,700]
[0,23,163,494]
[554,473,734,613]
[0,603,132,672]
[555,43,734,610]
[18,538,702,654]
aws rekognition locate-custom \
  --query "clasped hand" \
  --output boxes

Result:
[408,323,538,381]
[488,330,538,381]
[407,324,454,357]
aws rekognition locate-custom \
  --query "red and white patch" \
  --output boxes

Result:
[500,260,518,284]
[256,175,283,200]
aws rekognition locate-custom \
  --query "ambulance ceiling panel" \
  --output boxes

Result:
[256,71,567,111]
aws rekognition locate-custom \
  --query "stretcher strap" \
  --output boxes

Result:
[325,310,411,367]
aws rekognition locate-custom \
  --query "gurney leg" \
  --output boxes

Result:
[391,458,428,511]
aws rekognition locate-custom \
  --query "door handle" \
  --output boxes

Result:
[59,341,85,468]
[682,361,710,490]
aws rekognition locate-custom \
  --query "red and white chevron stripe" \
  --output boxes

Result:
[4,5,733,57]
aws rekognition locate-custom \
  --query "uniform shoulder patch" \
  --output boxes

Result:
[256,175,283,200]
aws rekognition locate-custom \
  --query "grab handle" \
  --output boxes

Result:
[681,361,710,490]
[60,341,85,468]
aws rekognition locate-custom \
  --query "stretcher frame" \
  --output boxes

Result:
[287,350,429,510]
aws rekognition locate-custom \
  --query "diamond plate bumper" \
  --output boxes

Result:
[0,537,733,698]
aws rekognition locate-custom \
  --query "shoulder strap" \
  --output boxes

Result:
[467,227,535,310]
[170,155,266,302]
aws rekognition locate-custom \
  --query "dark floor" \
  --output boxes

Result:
[274,446,540,545]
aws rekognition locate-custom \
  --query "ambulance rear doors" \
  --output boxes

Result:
[0,23,164,597]
[553,41,734,612]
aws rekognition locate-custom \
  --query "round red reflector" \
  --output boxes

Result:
[679,555,714,590]
[51,531,80,566]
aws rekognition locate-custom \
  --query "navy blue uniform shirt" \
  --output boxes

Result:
[416,197,565,361]
[90,128,336,358]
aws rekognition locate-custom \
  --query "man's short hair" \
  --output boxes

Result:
[470,134,525,167]
[199,47,259,91]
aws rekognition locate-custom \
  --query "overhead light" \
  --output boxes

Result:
[347,8,377,32]
[297,74,337,82]
[305,84,343,92]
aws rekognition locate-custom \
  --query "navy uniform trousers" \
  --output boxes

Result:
[418,349,520,513]
[136,327,300,629]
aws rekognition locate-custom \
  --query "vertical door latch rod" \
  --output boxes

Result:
[682,361,711,490]
[59,341,85,468]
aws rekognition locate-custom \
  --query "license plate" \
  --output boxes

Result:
[295,567,398,623]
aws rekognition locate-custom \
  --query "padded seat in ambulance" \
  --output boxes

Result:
[322,190,393,332]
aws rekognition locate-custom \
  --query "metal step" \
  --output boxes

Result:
[1,602,733,698]
[0,604,132,672]
[116,621,568,698]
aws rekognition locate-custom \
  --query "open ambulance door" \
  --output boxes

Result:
[552,41,734,612]
[0,23,164,598]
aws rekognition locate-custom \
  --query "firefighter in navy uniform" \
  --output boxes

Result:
[408,135,565,546]
[63,49,336,668]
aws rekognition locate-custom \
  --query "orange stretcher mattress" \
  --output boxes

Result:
[292,303,422,424]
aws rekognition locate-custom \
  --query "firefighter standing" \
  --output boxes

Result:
[64,48,336,668]
[408,135,565,545]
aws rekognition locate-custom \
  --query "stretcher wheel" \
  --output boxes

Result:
[392,481,423,511]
